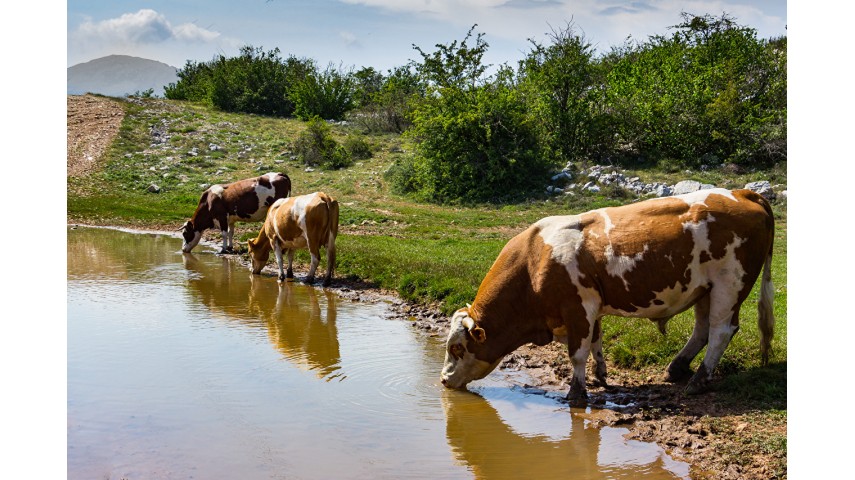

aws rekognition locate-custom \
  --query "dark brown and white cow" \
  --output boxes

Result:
[180,172,291,253]
[440,188,775,404]
[247,191,339,287]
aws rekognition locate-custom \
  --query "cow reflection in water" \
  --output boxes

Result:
[251,276,342,380]
[441,390,683,479]
[182,252,342,379]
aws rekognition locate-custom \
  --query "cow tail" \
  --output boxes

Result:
[757,196,775,366]
[326,198,339,277]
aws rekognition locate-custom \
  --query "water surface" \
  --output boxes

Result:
[68,226,690,479]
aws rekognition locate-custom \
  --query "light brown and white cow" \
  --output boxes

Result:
[180,172,291,253]
[247,191,339,287]
[440,188,775,404]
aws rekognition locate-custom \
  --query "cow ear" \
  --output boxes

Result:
[469,326,486,343]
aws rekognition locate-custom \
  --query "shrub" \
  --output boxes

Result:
[293,117,353,170]
[403,28,551,203]
[291,63,355,121]
[343,136,373,160]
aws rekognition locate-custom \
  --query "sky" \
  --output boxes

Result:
[68,0,788,71]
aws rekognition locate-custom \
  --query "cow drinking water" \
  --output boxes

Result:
[247,191,339,287]
[180,172,291,253]
[440,188,775,405]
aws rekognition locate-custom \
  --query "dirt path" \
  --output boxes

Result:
[67,94,785,479]
[67,95,125,178]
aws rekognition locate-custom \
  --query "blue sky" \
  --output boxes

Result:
[68,0,787,71]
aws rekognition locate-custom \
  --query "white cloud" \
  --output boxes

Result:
[72,9,220,47]
[340,31,362,48]
[336,0,786,53]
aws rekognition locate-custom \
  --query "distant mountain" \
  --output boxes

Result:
[67,55,179,97]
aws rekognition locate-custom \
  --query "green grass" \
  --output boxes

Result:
[69,97,788,393]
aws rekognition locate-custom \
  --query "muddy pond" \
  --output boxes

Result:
[68,226,690,479]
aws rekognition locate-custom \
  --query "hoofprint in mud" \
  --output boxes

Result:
[440,188,774,406]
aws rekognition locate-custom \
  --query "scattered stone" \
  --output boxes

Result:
[744,180,777,201]
[147,184,161,193]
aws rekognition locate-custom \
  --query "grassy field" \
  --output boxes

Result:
[68,96,787,408]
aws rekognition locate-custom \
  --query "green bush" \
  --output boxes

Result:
[347,65,423,134]
[402,27,551,203]
[165,46,313,117]
[519,22,602,164]
[343,135,373,160]
[291,63,355,121]
[601,13,786,166]
[293,117,353,170]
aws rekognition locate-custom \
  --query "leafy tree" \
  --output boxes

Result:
[291,63,355,121]
[402,27,549,203]
[164,60,214,102]
[519,22,601,163]
[165,46,313,117]
[602,13,785,166]
[351,66,385,109]
[349,64,423,133]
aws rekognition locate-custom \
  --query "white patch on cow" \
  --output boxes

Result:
[650,188,737,207]
[604,243,649,290]
[247,179,278,222]
[440,310,501,388]
[210,184,225,197]
[291,192,318,234]
[597,209,615,236]
[536,216,602,323]
[181,231,202,253]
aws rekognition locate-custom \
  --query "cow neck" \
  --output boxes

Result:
[468,229,553,360]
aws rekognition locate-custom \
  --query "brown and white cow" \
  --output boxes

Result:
[247,191,339,287]
[440,188,775,404]
[180,172,291,253]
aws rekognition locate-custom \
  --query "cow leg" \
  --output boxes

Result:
[666,294,711,383]
[286,249,294,279]
[226,224,236,253]
[565,317,596,406]
[273,243,287,281]
[686,295,741,395]
[591,318,607,388]
[305,243,320,284]
[566,339,592,407]
[219,229,230,254]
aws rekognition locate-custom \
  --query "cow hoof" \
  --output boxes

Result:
[592,375,608,388]
[565,390,588,407]
[684,365,711,395]
[685,378,710,395]
[286,270,294,279]
[322,279,332,287]
[278,274,287,282]
[303,277,315,285]
[665,360,693,383]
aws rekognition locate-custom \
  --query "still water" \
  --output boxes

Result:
[68,226,690,479]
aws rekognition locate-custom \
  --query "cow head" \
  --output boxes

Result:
[180,221,202,253]
[440,307,502,389]
[247,237,270,274]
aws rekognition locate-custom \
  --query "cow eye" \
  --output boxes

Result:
[450,343,465,359]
